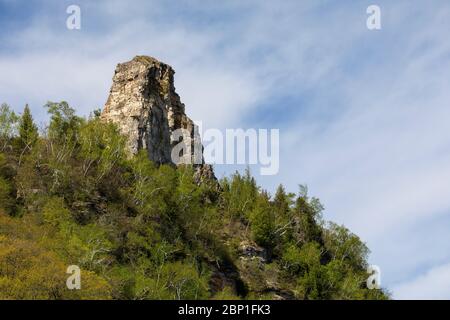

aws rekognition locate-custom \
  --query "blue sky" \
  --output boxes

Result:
[1,0,450,299]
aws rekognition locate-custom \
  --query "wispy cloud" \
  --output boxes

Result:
[1,0,450,298]
[393,262,450,299]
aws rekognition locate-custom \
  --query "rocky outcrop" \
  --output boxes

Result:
[101,56,214,180]
[239,240,268,263]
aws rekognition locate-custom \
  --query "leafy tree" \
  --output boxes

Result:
[155,261,210,299]
[220,168,258,219]
[44,101,83,164]
[45,101,82,140]
[0,103,19,151]
[175,165,204,237]
[126,151,177,220]
[323,223,369,271]
[0,177,13,214]
[78,118,127,180]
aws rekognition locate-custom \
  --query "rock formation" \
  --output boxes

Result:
[101,56,214,180]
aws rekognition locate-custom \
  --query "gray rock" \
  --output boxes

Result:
[239,240,268,263]
[102,56,215,181]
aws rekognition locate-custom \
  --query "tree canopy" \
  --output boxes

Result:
[0,102,389,300]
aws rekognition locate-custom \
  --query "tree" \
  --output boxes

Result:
[45,101,82,146]
[322,223,369,270]
[78,118,127,180]
[220,168,259,219]
[0,153,15,215]
[294,185,323,244]
[281,241,331,299]
[149,261,210,299]
[0,103,391,300]
[42,102,83,192]
[273,184,291,217]
[0,177,13,214]
[250,193,275,248]
[0,213,112,299]
[18,104,38,151]
[0,103,19,151]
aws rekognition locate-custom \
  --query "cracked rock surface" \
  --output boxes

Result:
[102,56,215,180]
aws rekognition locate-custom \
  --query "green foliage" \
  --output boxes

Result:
[0,213,112,299]
[18,104,38,151]
[281,242,320,273]
[273,184,293,217]
[293,185,324,243]
[213,286,241,300]
[323,223,369,270]
[0,102,389,300]
[0,103,19,151]
[41,196,72,227]
[126,151,176,219]
[249,193,275,248]
[0,153,16,215]
[221,168,259,219]
[45,101,82,141]
[79,118,127,180]
[134,261,210,300]
[0,176,13,214]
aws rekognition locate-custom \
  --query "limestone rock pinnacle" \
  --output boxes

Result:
[101,55,215,180]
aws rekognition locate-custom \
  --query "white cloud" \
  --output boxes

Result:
[393,262,450,300]
[0,1,265,128]
[264,1,450,298]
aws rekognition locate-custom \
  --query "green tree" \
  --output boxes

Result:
[250,193,276,248]
[273,184,291,217]
[0,103,19,151]
[294,185,323,244]
[41,102,83,195]
[281,241,330,299]
[272,184,295,248]
[0,103,391,300]
[220,168,259,219]
[323,223,369,270]
[45,101,83,146]
[0,154,15,215]
[0,213,112,299]
[149,261,210,299]
[78,118,127,180]
[18,104,38,151]
[0,177,13,214]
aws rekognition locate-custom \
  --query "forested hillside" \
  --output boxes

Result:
[0,102,388,300]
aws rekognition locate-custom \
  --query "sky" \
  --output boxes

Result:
[1,0,450,299]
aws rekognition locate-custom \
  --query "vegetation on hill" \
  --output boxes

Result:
[0,102,388,300]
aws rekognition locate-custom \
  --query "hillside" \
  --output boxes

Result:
[0,57,389,300]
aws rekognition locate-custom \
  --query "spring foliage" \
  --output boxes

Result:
[0,102,389,300]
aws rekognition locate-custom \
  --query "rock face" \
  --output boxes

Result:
[239,240,268,263]
[102,56,214,179]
